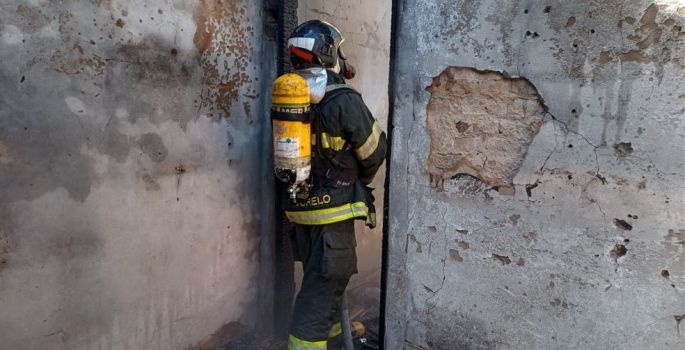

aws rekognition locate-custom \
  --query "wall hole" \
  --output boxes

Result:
[609,244,627,259]
[613,218,633,231]
[492,254,511,265]
[613,142,634,157]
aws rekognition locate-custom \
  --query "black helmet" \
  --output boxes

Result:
[288,20,346,69]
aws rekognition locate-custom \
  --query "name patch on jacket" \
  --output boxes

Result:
[296,194,332,207]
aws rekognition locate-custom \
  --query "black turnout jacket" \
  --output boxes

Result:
[285,72,387,228]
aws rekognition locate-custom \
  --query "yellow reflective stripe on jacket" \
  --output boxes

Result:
[354,121,383,160]
[328,321,366,339]
[328,322,342,338]
[286,202,369,225]
[288,334,327,350]
[320,133,346,151]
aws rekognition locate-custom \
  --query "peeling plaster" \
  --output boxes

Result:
[193,0,256,119]
[426,67,547,194]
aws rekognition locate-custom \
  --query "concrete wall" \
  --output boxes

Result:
[386,0,685,349]
[0,1,276,349]
[298,0,392,296]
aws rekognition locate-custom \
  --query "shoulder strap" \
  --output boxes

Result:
[317,84,360,108]
[312,84,359,172]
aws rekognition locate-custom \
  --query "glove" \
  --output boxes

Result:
[364,185,375,203]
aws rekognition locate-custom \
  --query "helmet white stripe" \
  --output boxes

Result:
[287,37,316,51]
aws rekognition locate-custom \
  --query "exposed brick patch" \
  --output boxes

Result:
[426,67,547,193]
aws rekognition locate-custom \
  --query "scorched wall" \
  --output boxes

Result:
[0,1,277,349]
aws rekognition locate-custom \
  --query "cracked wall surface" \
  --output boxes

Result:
[387,0,685,349]
[0,1,276,349]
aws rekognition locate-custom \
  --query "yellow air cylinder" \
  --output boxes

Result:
[271,73,312,198]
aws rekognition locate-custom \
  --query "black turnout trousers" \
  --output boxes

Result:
[290,219,358,343]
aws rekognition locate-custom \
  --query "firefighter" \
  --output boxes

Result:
[284,20,387,350]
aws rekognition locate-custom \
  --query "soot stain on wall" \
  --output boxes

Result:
[426,67,547,194]
[423,306,494,350]
[0,98,96,204]
[46,220,113,340]
[102,34,205,129]
[0,206,13,269]
[115,37,195,86]
[137,133,168,163]
[1,1,189,210]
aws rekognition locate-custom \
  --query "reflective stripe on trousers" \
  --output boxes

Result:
[288,334,327,350]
